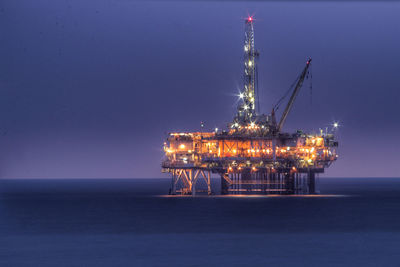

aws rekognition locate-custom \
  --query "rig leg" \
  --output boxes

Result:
[170,170,176,195]
[284,172,295,195]
[221,173,229,195]
[207,171,212,195]
[308,170,316,194]
[191,169,196,196]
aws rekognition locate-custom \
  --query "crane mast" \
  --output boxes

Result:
[277,58,312,132]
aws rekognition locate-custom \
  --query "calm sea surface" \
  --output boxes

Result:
[1,178,400,266]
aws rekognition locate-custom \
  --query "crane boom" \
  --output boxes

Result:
[277,58,312,132]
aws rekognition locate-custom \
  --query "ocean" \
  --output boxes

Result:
[1,178,400,266]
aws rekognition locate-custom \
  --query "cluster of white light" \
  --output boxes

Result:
[238,92,255,104]
[170,133,193,137]
[245,123,259,130]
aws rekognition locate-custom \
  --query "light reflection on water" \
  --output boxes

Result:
[159,194,349,198]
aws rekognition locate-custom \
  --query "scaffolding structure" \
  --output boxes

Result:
[161,17,338,195]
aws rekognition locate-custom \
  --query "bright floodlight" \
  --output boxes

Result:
[333,122,339,128]
[239,93,244,99]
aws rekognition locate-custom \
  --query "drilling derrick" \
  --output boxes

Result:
[235,17,258,124]
[161,17,339,195]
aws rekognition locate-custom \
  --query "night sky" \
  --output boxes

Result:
[1,1,399,178]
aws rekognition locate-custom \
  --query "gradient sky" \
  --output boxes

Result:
[1,0,399,178]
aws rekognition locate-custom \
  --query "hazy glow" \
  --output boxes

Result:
[2,2,400,179]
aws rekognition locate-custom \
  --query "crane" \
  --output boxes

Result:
[276,58,312,132]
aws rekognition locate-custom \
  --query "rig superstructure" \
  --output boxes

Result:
[162,17,338,195]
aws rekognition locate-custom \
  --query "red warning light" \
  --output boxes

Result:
[248,16,253,21]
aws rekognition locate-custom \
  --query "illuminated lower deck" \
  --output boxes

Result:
[162,131,338,195]
[163,132,337,169]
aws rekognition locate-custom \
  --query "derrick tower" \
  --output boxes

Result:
[235,16,259,124]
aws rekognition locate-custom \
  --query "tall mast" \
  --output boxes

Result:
[277,58,312,132]
[235,16,259,125]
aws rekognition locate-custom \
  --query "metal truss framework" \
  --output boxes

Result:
[170,168,212,195]
[221,169,317,195]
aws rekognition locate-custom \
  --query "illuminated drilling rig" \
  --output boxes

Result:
[162,16,338,195]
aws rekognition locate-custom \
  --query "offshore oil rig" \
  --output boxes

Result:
[162,17,338,195]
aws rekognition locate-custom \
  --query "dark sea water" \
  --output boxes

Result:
[1,178,400,267]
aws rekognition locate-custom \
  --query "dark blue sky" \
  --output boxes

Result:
[1,0,399,178]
